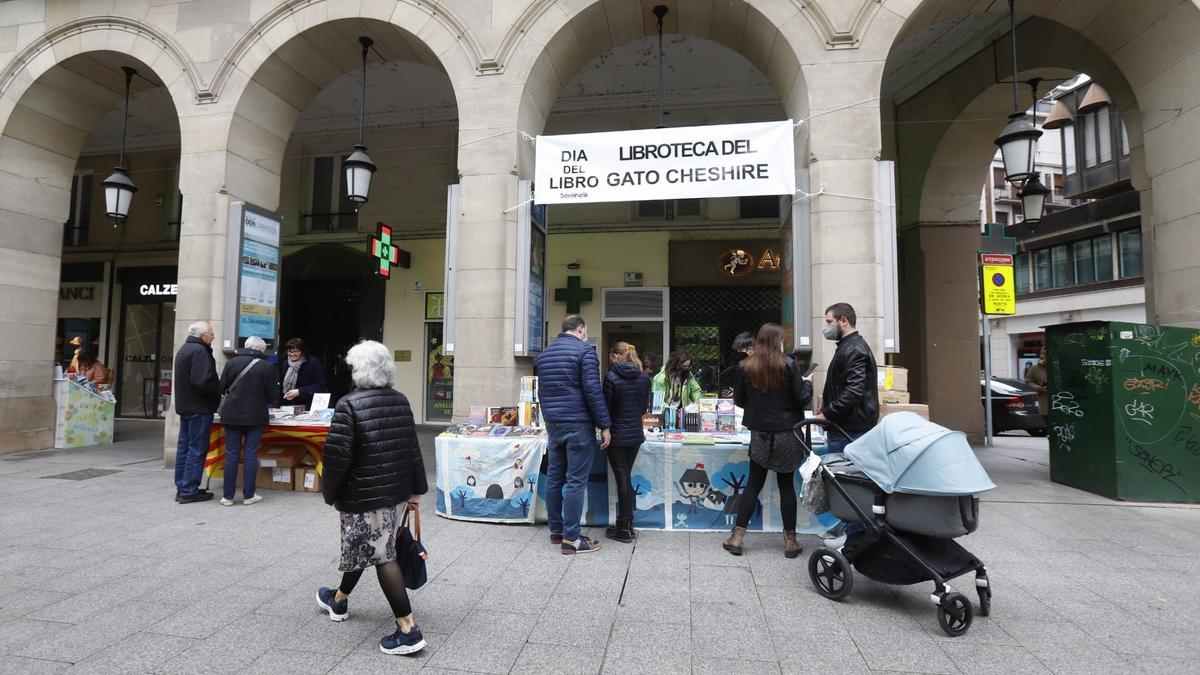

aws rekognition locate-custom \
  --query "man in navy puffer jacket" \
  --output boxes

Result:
[535,315,612,554]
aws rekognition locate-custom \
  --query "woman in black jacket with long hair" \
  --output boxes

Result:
[316,340,428,656]
[723,324,813,558]
[602,341,651,543]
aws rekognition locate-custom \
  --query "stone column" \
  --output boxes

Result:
[898,223,986,441]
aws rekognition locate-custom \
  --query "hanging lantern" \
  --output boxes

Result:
[995,112,1042,184]
[1019,174,1049,229]
[344,144,376,204]
[102,167,138,220]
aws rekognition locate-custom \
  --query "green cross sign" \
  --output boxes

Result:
[554,275,593,313]
[979,222,1018,255]
[370,223,399,278]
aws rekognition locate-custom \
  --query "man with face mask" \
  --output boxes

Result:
[815,302,879,455]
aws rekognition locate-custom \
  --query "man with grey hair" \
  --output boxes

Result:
[216,335,279,505]
[173,321,220,503]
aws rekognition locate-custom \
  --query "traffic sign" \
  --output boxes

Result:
[980,253,1015,315]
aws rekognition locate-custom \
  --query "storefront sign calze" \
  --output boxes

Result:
[534,121,796,205]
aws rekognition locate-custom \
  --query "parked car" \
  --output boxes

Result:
[980,377,1047,436]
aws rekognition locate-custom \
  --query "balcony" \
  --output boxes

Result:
[993,186,1017,202]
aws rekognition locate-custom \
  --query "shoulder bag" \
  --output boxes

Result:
[397,503,429,590]
[217,358,261,417]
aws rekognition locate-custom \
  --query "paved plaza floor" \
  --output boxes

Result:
[2,420,1198,674]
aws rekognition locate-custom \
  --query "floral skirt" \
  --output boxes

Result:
[338,505,398,572]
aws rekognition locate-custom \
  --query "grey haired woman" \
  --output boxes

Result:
[316,340,428,655]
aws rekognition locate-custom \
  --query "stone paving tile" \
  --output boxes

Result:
[8,428,1200,674]
[511,642,605,674]
[65,632,198,674]
[422,609,537,673]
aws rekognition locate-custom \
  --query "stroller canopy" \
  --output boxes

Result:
[844,412,995,496]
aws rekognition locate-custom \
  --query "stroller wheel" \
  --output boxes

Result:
[807,548,853,601]
[977,586,991,617]
[937,592,973,636]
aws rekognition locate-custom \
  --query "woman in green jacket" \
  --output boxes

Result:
[651,350,703,407]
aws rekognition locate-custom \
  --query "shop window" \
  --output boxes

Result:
[63,173,93,247]
[1015,253,1031,294]
[738,195,780,219]
[1062,123,1077,175]
[636,198,703,220]
[306,154,359,233]
[1119,229,1143,278]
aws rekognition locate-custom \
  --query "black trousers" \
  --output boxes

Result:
[606,444,640,523]
[734,460,797,531]
[338,560,412,618]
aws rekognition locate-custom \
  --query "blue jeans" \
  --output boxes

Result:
[175,413,213,496]
[544,421,598,543]
[222,424,264,500]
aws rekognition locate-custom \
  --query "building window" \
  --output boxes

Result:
[1051,244,1070,288]
[1097,107,1113,165]
[63,173,93,248]
[1120,119,1131,157]
[1118,229,1142,278]
[637,198,703,220]
[1034,248,1052,290]
[1082,114,1098,168]
[1093,234,1113,282]
[996,210,1009,226]
[1062,123,1077,175]
[738,196,779,219]
[306,154,359,233]
[1015,252,1031,294]
[1072,234,1114,285]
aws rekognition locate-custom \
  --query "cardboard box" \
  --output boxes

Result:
[880,403,929,421]
[877,366,909,392]
[294,467,322,493]
[257,466,295,490]
[878,389,911,405]
[258,445,308,468]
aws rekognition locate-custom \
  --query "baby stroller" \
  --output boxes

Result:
[795,413,995,636]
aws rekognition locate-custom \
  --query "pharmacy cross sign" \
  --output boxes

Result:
[370,223,400,278]
[555,275,593,313]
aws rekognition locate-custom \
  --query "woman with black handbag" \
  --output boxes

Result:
[316,340,429,655]
[723,323,813,558]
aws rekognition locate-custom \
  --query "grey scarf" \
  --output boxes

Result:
[282,357,302,393]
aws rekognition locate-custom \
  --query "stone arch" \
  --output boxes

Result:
[0,45,183,452]
[506,0,832,171]
[219,7,469,209]
[882,0,1200,326]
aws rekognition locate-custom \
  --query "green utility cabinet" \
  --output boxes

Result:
[1046,321,1200,502]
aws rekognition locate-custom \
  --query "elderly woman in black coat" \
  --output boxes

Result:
[602,341,652,543]
[316,340,428,656]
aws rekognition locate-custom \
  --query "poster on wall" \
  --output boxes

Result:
[535,120,795,205]
[224,203,282,353]
[514,180,547,357]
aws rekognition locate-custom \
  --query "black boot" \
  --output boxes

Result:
[605,518,635,543]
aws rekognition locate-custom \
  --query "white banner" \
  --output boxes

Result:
[535,120,796,205]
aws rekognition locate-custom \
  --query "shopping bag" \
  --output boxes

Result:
[397,503,429,590]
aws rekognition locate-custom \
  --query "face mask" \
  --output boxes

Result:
[822,323,841,341]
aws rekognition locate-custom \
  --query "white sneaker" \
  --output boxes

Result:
[220,498,234,507]
[243,495,264,505]
[823,534,847,549]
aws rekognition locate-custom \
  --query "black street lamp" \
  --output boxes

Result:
[653,5,669,129]
[102,66,138,221]
[1019,175,1049,229]
[993,0,1042,184]
[344,36,377,204]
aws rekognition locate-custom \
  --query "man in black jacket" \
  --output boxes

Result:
[173,321,220,503]
[816,303,879,454]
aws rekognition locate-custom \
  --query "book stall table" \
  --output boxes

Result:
[435,431,836,533]
[204,420,329,492]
